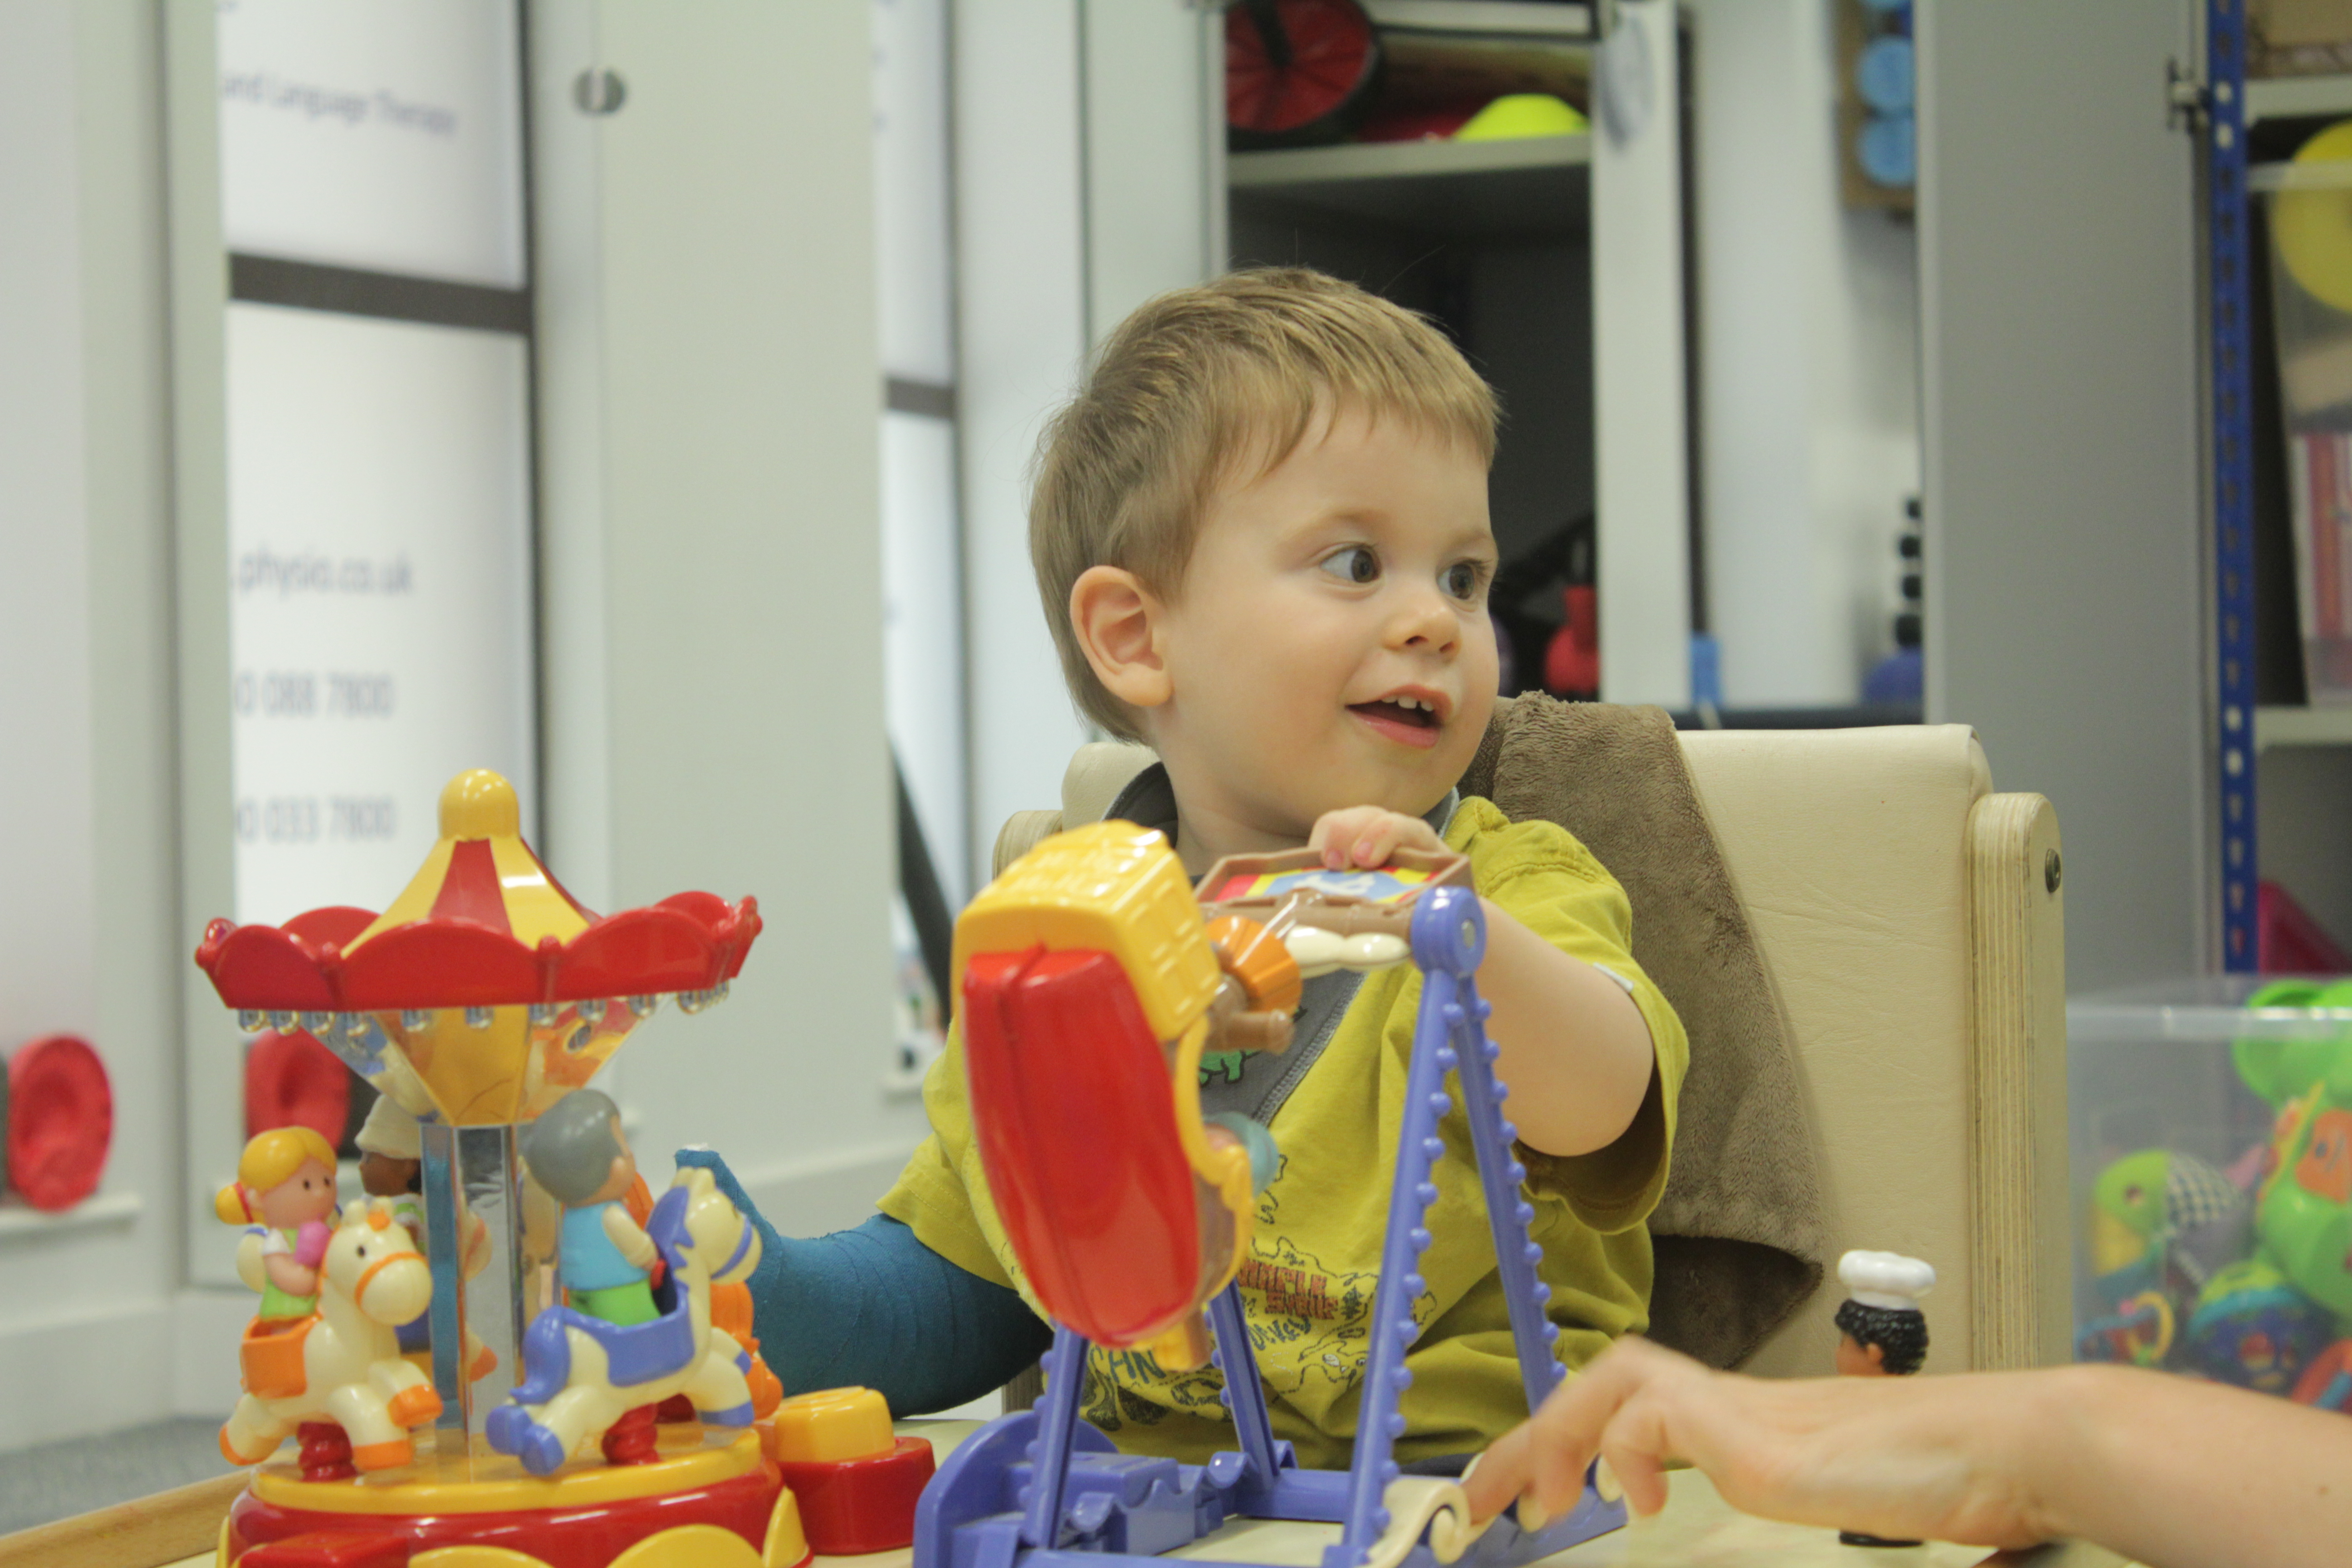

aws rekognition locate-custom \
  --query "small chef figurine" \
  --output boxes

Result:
[1834,1248,1935,1547]
[522,1088,662,1327]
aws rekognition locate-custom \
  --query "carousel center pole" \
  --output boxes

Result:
[422,1120,540,1457]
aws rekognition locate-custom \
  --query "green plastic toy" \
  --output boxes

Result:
[2233,980,2352,1322]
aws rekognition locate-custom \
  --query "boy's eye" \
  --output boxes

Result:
[1443,561,1489,602]
[1319,545,1380,585]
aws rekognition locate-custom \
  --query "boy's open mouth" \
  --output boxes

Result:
[1348,695,1445,749]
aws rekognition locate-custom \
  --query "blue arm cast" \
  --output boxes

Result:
[673,1146,1053,1415]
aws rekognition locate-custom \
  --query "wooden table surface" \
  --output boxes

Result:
[144,1466,2130,1568]
[0,1418,2132,1568]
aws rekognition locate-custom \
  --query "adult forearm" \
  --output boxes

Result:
[2036,1365,2352,1568]
[1473,900,1653,1156]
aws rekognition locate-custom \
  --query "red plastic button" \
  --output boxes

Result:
[6,1034,112,1212]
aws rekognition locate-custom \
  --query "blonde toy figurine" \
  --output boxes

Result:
[217,1127,342,1328]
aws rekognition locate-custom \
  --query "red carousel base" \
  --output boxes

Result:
[219,1426,808,1568]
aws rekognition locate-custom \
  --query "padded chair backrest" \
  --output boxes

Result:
[995,727,2070,1377]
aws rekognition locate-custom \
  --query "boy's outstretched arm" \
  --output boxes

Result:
[1312,808,1655,1157]
[1464,1336,2352,1568]
[675,1147,1053,1414]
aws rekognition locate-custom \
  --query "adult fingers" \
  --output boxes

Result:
[1469,1340,1674,1519]
[1463,1421,1543,1522]
[1595,1392,1677,1518]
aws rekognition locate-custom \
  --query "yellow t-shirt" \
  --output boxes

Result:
[878,796,1688,1469]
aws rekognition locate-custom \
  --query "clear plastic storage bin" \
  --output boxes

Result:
[2070,975,2352,1403]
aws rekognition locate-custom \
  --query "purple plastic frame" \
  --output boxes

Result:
[912,887,1624,1568]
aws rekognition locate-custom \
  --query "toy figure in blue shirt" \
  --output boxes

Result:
[524,1089,662,1327]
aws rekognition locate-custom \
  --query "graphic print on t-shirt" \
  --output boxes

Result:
[1080,1165,1434,1433]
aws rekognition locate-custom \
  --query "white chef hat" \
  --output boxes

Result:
[1838,1249,1936,1311]
[356,1094,421,1161]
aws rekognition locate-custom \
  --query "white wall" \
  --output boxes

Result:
[0,0,186,1451]
[954,1,1093,877]
[1690,0,1921,708]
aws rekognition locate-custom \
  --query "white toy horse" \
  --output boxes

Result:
[220,1197,443,1472]
[488,1166,762,1475]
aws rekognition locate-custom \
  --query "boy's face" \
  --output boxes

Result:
[1141,405,1498,847]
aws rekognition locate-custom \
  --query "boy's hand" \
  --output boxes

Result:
[675,1146,787,1277]
[1309,806,1444,870]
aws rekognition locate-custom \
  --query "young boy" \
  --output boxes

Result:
[683,268,1686,1470]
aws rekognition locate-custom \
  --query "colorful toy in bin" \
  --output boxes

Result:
[768,1387,936,1554]
[926,823,1624,1568]
[2085,1148,2248,1320]
[2184,1259,2331,1395]
[194,768,825,1568]
[2076,1290,2176,1370]
[2234,980,2352,1324]
[2291,1335,2352,1410]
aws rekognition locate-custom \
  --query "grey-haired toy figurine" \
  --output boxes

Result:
[1834,1249,1935,1548]
[522,1089,660,1327]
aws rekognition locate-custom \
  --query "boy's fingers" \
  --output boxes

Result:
[1311,810,1365,867]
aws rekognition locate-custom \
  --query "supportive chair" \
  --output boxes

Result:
[993,714,2069,1381]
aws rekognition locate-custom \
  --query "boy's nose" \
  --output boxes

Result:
[1386,587,1460,653]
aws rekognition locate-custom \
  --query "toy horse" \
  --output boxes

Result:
[219,1197,443,1473]
[487,1165,763,1475]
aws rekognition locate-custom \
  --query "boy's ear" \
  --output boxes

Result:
[1070,566,1172,710]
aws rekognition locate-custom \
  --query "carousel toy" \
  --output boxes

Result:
[920,823,1623,1568]
[192,768,817,1568]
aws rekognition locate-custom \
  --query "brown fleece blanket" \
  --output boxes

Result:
[1463,695,1827,1368]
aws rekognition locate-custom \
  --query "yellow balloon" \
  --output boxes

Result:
[2274,119,2352,314]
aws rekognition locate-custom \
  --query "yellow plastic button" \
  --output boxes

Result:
[768,1386,893,1463]
[439,769,521,840]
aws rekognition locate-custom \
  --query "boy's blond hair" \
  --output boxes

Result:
[1031,268,1498,739]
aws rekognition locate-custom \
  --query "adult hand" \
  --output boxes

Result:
[1463,1337,2058,1552]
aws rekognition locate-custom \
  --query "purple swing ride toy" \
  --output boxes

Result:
[917,823,1623,1568]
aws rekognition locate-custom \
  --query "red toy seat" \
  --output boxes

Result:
[963,946,1230,1352]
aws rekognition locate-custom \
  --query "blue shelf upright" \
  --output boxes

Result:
[2209,0,2259,972]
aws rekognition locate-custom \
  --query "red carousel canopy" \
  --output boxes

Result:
[196,770,760,1012]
